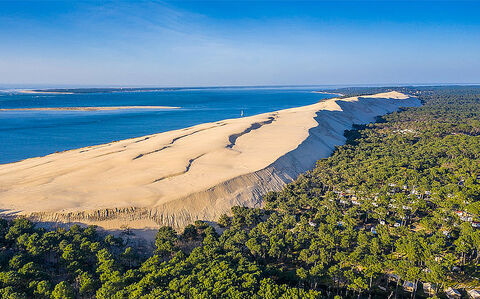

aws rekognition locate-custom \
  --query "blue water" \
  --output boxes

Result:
[0,87,335,164]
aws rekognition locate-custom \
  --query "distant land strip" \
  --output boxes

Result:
[19,89,175,94]
[0,106,180,111]
[18,87,347,95]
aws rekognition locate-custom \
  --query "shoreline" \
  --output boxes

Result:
[0,106,180,111]
[0,91,421,232]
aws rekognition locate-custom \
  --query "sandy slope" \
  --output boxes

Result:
[0,91,420,231]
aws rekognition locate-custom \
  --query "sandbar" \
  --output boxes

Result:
[19,90,75,95]
[312,91,345,96]
[0,106,180,111]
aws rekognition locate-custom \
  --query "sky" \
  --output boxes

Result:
[1,0,479,87]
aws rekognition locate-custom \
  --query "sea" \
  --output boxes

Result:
[0,86,336,164]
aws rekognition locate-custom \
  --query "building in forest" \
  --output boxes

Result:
[423,283,436,295]
[445,287,462,299]
[403,281,416,292]
[468,289,480,299]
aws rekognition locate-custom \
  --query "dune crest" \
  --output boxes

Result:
[0,91,420,230]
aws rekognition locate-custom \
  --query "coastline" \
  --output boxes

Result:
[0,91,421,232]
[0,106,180,111]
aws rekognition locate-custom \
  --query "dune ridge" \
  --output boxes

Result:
[0,91,421,230]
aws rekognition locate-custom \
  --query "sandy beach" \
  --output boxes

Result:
[0,106,180,111]
[0,91,420,231]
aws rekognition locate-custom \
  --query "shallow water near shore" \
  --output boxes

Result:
[0,87,335,164]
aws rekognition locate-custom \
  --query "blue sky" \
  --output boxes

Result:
[1,1,479,87]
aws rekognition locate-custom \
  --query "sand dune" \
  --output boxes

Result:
[0,91,420,231]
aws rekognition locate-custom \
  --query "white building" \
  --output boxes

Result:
[468,289,480,299]
[403,281,416,292]
[423,283,435,295]
[445,287,461,299]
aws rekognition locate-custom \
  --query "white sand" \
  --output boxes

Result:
[312,91,345,96]
[19,90,74,95]
[0,106,180,111]
[0,91,420,231]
